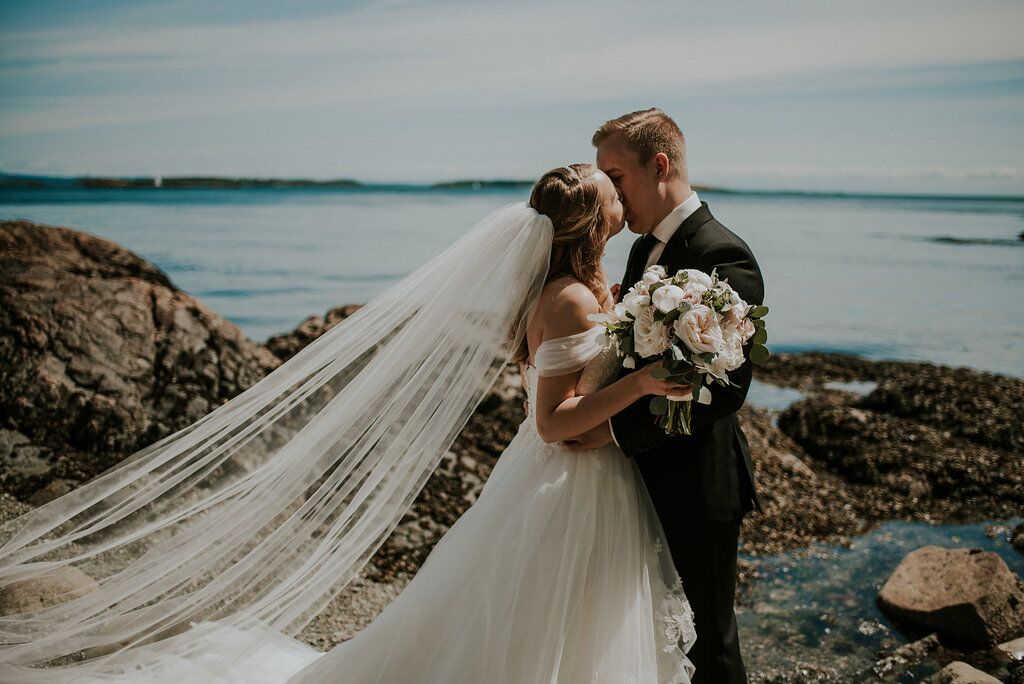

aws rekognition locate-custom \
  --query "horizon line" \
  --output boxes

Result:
[1,171,1022,202]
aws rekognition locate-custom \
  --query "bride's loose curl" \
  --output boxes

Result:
[514,164,612,363]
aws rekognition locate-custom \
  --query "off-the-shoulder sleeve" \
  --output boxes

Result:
[534,326,603,377]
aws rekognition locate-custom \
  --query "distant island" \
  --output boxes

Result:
[1,173,1021,202]
[0,173,727,193]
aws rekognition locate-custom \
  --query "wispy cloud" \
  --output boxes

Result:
[1,0,1022,191]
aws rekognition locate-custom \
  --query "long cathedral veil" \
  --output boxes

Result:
[0,202,554,680]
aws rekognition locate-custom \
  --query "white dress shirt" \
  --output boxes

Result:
[609,191,701,448]
[645,191,702,266]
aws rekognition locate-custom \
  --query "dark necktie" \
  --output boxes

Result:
[621,233,661,300]
[637,232,660,266]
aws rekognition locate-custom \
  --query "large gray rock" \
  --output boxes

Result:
[0,220,279,499]
[0,566,98,615]
[928,661,1002,683]
[878,545,1024,647]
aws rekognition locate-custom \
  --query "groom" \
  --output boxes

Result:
[567,108,764,683]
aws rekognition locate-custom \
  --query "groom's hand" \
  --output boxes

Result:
[561,421,613,451]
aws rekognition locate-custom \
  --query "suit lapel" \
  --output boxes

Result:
[656,202,714,271]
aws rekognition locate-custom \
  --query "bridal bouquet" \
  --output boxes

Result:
[589,266,769,436]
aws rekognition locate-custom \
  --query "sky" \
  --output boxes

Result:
[1,0,1023,194]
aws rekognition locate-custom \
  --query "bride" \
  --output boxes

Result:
[0,164,696,682]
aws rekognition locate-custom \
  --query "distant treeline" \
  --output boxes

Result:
[3,174,1020,203]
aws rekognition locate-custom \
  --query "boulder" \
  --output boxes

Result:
[261,304,361,362]
[0,566,98,615]
[1013,523,1024,554]
[878,545,1024,647]
[928,661,1002,683]
[0,220,279,499]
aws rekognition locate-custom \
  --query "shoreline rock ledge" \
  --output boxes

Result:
[877,545,1024,648]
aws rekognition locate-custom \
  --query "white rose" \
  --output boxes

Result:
[646,264,667,279]
[622,289,650,318]
[672,304,723,355]
[641,269,663,287]
[682,269,714,289]
[651,284,685,313]
[622,356,636,369]
[633,306,671,358]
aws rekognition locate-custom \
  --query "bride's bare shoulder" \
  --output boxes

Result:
[535,276,601,339]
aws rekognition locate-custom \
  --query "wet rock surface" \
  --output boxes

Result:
[877,546,1024,647]
[869,633,941,680]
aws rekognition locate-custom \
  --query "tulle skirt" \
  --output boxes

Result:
[92,422,695,683]
[289,421,695,683]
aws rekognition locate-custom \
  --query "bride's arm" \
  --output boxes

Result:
[533,283,685,444]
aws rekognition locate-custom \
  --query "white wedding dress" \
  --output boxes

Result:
[285,326,696,683]
[77,327,696,683]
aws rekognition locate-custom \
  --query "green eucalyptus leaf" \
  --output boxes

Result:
[750,344,770,365]
[752,328,768,345]
[649,396,669,416]
[749,305,769,318]
[650,367,671,379]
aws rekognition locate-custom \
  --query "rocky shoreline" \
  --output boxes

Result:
[2,219,1022,681]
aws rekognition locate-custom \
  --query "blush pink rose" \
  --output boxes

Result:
[673,304,723,355]
[736,317,756,344]
[680,282,708,306]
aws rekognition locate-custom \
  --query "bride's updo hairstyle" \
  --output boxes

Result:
[513,163,612,363]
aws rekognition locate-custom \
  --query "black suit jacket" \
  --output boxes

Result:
[611,202,764,521]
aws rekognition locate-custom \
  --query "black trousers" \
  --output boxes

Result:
[638,457,748,684]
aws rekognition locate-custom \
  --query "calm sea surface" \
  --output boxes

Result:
[2,186,1022,377]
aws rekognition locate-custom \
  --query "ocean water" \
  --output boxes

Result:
[2,186,1022,377]
[739,518,1024,679]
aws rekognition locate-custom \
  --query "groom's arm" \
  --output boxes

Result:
[610,240,764,458]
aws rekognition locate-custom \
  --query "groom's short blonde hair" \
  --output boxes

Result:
[592,108,687,180]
